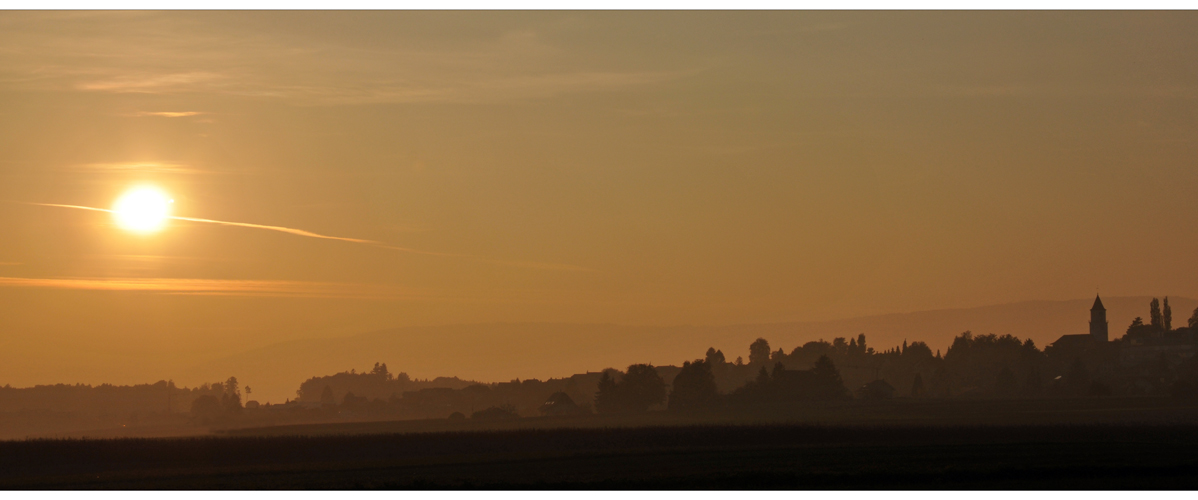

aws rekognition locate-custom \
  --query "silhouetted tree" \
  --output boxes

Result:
[749,338,771,365]
[620,364,667,412]
[832,337,848,354]
[1190,306,1198,329]
[222,392,242,413]
[294,363,422,403]
[911,373,925,397]
[669,360,718,411]
[320,385,335,405]
[1126,317,1156,338]
[338,392,369,413]
[905,341,934,361]
[371,362,390,378]
[788,340,833,366]
[755,366,770,386]
[944,331,1043,396]
[190,395,222,422]
[594,365,666,413]
[1164,297,1173,331]
[1151,298,1163,331]
[771,362,788,380]
[735,356,744,366]
[812,355,849,399]
[222,376,242,413]
[704,347,726,365]
[594,371,619,414]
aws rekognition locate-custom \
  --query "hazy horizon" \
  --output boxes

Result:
[3,12,1198,402]
[0,294,1186,403]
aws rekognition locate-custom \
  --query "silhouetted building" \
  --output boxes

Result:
[1090,294,1109,343]
[1047,295,1116,374]
[1120,324,1196,367]
[1049,295,1109,356]
[1120,331,1196,366]
[1049,294,1197,374]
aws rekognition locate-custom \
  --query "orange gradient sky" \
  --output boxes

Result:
[1,12,1198,396]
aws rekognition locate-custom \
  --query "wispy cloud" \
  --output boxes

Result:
[0,276,425,299]
[77,71,225,93]
[0,13,684,105]
[24,201,597,272]
[0,262,21,266]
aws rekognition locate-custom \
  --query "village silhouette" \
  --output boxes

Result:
[8,295,1194,425]
[0,297,1197,488]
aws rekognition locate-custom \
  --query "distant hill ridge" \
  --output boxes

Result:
[185,295,1197,403]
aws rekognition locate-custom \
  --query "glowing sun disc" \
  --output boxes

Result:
[112,187,173,232]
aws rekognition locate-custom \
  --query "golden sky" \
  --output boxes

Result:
[1,12,1197,392]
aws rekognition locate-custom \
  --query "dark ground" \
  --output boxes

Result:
[4,397,1198,489]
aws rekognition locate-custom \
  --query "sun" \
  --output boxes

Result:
[112,187,173,233]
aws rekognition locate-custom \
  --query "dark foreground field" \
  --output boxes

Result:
[3,421,1198,489]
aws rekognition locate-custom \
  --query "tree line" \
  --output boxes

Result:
[4,298,1197,427]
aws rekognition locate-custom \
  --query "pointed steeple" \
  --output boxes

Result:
[1090,294,1109,342]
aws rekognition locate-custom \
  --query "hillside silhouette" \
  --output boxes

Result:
[184,296,1196,403]
[3,294,1198,441]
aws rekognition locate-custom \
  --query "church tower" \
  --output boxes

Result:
[1090,294,1109,343]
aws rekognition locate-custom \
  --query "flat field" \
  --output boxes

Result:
[3,397,1198,489]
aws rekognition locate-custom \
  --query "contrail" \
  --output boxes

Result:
[20,202,596,272]
[171,215,380,245]
[32,203,377,245]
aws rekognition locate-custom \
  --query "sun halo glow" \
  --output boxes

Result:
[112,187,173,233]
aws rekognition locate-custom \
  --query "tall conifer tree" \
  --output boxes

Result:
[1163,297,1172,331]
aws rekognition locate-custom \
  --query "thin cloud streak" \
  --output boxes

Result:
[170,215,380,245]
[0,14,687,105]
[0,276,424,299]
[23,202,596,272]
[130,111,207,117]
[76,71,225,93]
